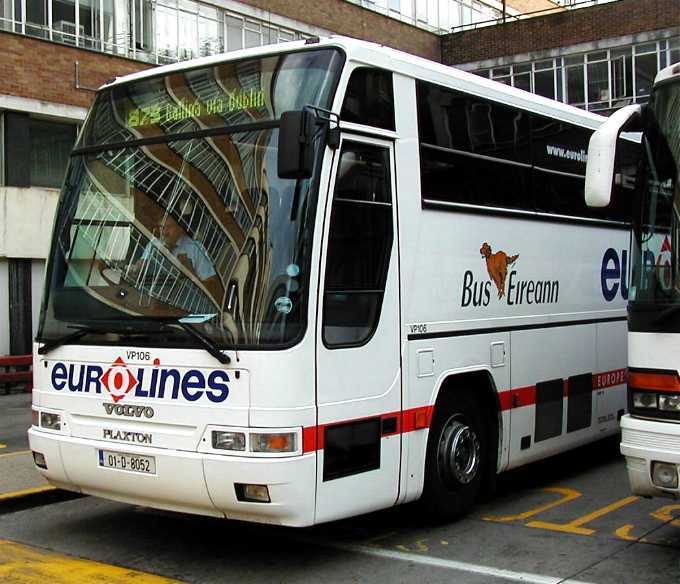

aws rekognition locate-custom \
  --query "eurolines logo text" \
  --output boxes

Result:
[50,357,230,403]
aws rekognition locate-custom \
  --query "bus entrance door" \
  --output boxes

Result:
[314,136,401,523]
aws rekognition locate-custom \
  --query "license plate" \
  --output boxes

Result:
[98,450,156,474]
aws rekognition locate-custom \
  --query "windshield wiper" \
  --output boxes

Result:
[127,316,231,365]
[38,317,231,365]
[38,325,106,356]
[171,320,231,365]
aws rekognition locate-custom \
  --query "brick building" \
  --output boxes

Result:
[0,0,677,353]
[443,0,680,113]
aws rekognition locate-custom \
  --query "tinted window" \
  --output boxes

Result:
[417,82,531,210]
[420,145,531,209]
[417,80,636,223]
[417,82,530,162]
[341,68,395,130]
[323,143,393,347]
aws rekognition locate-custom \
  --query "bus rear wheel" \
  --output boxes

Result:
[420,393,487,521]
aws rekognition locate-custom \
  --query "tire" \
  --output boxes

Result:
[420,391,488,522]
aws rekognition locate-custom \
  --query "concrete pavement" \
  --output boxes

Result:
[0,393,56,505]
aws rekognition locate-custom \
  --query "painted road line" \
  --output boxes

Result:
[527,496,639,536]
[0,539,182,583]
[482,487,582,522]
[650,504,680,527]
[0,486,55,502]
[324,541,596,584]
[0,444,7,449]
[0,450,31,459]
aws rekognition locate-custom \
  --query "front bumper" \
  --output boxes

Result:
[620,414,680,499]
[28,428,316,526]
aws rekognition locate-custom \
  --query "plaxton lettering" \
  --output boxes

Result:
[50,359,231,403]
[103,429,152,444]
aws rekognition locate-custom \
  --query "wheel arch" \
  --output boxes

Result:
[429,368,502,494]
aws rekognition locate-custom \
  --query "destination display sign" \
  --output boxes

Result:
[126,89,267,129]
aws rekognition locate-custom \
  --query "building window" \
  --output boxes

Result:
[1,0,308,64]
[473,37,678,115]
[30,119,77,189]
[534,59,556,99]
[634,43,659,99]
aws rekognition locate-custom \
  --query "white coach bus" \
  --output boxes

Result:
[30,37,636,526]
[586,62,680,498]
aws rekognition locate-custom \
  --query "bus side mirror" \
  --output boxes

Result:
[585,104,642,207]
[278,110,315,180]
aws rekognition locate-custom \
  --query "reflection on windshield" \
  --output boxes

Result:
[39,49,343,349]
[630,80,680,304]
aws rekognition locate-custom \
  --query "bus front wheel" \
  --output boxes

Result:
[420,392,487,521]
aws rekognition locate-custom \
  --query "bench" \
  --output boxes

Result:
[0,355,33,394]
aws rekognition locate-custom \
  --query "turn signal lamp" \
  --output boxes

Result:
[251,432,297,453]
[652,461,679,489]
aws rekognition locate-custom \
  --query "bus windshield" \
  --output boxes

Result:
[630,78,680,308]
[38,48,344,350]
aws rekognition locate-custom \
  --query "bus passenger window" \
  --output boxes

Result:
[341,68,395,131]
[323,143,393,347]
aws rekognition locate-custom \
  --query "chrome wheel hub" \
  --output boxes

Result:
[437,416,480,486]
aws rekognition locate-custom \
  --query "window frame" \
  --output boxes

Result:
[321,136,396,350]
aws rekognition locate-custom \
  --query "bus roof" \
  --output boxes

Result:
[104,35,606,131]
[655,61,680,85]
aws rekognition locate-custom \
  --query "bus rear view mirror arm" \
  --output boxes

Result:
[585,104,643,208]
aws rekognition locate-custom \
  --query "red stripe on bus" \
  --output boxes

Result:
[302,369,627,451]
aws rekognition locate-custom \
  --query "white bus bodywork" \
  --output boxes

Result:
[30,37,629,526]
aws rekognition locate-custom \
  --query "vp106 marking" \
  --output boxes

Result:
[103,403,155,419]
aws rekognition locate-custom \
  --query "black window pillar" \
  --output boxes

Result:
[5,112,31,188]
[9,259,33,355]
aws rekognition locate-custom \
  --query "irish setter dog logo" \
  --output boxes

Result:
[480,242,519,299]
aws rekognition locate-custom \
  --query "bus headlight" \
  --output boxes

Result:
[251,432,297,453]
[633,392,658,409]
[40,411,62,431]
[652,462,679,489]
[659,395,680,412]
[212,431,246,451]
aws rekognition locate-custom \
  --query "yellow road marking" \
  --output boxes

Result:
[615,524,639,541]
[527,496,639,536]
[482,487,582,522]
[0,539,182,583]
[650,504,680,527]
[0,444,7,449]
[0,450,31,459]
[395,539,429,553]
[0,486,55,502]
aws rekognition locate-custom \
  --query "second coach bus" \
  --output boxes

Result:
[30,36,637,526]
[586,61,680,498]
